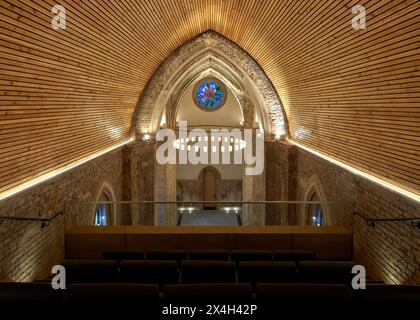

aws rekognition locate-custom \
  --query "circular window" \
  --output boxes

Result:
[193,77,227,112]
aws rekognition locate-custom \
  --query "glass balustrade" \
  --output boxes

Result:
[63,201,326,227]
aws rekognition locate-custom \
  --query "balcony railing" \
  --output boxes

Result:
[353,211,420,229]
[0,211,63,228]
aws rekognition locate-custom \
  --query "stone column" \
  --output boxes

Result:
[154,142,177,226]
[121,144,136,225]
[122,141,156,225]
[264,141,297,225]
[135,141,156,225]
[286,143,297,224]
[239,93,266,225]
[243,128,266,226]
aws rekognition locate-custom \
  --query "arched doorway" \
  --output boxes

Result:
[200,166,221,209]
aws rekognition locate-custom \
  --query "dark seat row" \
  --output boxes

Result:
[62,259,356,289]
[1,282,419,302]
[102,249,316,262]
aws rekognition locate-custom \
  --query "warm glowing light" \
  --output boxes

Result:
[160,113,166,127]
[173,135,246,151]
[294,127,310,139]
[289,140,420,203]
[0,139,134,202]
[107,127,123,139]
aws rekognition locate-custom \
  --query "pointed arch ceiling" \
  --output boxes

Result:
[0,0,419,198]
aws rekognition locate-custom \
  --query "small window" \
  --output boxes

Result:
[94,192,112,226]
[306,192,324,227]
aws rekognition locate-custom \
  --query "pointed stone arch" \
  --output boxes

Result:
[300,175,330,226]
[131,30,288,138]
[92,181,118,226]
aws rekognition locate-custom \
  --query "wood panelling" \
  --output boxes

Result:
[65,226,352,260]
[0,0,419,195]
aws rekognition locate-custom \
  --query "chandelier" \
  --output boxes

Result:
[173,135,246,152]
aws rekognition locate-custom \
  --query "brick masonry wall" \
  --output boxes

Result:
[295,147,419,284]
[0,148,123,282]
[265,141,297,225]
[0,141,418,284]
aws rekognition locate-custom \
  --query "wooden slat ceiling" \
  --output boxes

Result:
[0,0,419,196]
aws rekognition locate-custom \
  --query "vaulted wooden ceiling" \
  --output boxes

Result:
[0,0,419,197]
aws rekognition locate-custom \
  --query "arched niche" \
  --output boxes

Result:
[93,181,117,226]
[128,31,287,226]
[199,166,221,209]
[131,31,288,139]
[300,175,329,226]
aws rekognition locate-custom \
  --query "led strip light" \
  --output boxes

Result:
[1,137,418,203]
[0,138,134,202]
[288,139,420,203]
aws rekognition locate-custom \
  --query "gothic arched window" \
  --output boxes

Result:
[306,192,324,227]
[94,192,112,226]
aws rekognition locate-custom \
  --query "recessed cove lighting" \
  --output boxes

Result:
[0,139,134,201]
[288,140,420,203]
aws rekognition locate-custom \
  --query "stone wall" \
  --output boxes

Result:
[177,180,242,202]
[1,140,418,285]
[0,148,123,282]
[122,141,155,225]
[132,31,287,137]
[294,146,419,284]
[265,141,297,225]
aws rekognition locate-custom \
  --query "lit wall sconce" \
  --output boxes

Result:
[143,133,151,141]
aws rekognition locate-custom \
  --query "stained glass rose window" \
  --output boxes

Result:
[193,77,227,111]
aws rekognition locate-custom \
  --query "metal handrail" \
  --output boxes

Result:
[353,211,420,229]
[0,211,63,228]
